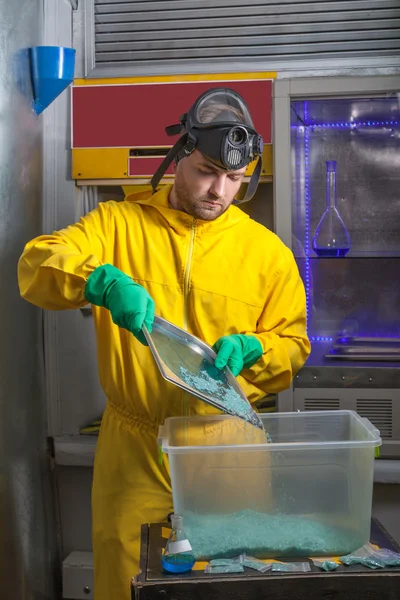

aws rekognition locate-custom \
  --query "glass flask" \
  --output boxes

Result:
[162,514,196,573]
[312,161,351,257]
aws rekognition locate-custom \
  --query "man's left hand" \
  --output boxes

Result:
[213,334,263,377]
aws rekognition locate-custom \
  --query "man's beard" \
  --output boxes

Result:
[173,177,228,221]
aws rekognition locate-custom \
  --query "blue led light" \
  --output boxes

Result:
[303,101,312,332]
[310,335,400,343]
[337,335,400,343]
[293,120,399,129]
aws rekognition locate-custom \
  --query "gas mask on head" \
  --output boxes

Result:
[151,88,264,203]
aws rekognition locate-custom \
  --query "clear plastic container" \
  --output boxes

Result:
[158,411,381,560]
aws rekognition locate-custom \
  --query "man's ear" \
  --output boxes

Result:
[172,157,181,174]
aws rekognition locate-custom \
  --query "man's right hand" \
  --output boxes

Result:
[85,264,155,345]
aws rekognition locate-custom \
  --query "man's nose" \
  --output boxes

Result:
[209,174,226,199]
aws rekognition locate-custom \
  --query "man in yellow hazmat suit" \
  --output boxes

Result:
[18,88,310,599]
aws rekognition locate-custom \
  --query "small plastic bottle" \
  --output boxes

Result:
[162,514,196,574]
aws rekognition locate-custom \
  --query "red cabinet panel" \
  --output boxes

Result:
[72,80,272,149]
[127,156,174,177]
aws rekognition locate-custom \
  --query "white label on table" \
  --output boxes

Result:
[168,540,192,554]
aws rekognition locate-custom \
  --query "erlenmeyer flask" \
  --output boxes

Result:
[162,514,195,573]
[312,161,351,257]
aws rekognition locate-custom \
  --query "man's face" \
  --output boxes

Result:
[169,150,247,221]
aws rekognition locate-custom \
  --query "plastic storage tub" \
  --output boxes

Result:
[158,410,381,559]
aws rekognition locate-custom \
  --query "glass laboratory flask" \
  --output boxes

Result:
[312,161,351,257]
[162,514,196,574]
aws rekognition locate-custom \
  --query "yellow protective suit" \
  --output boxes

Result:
[18,185,310,599]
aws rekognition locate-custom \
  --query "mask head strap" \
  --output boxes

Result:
[151,132,198,193]
[233,157,262,205]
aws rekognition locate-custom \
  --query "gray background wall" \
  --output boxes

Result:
[0,0,58,598]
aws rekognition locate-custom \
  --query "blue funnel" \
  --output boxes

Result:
[30,46,76,115]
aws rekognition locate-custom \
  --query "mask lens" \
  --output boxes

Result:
[193,89,254,128]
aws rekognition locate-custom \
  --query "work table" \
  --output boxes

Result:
[132,519,400,600]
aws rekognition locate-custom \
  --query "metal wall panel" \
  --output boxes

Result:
[92,0,400,73]
[0,0,58,598]
[293,388,400,457]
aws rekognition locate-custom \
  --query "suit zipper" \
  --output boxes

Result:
[183,219,196,331]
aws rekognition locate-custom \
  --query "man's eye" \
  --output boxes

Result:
[199,169,213,175]
[229,175,241,181]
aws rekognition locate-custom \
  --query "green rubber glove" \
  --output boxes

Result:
[213,334,263,377]
[85,264,155,345]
